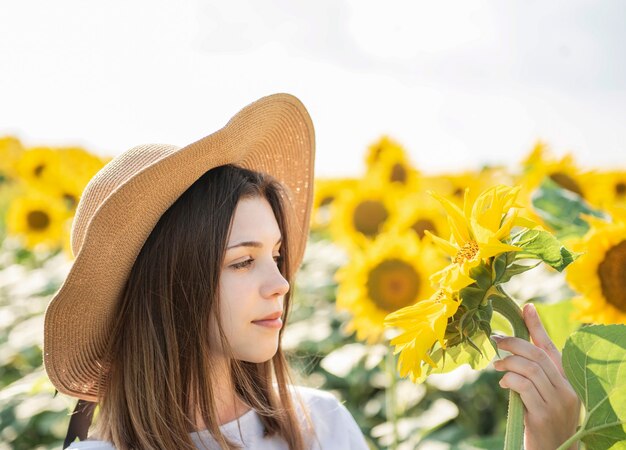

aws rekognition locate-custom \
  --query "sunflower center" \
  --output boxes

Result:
[353,200,388,237]
[598,240,626,312]
[615,182,626,198]
[390,163,407,183]
[372,146,384,163]
[453,241,479,264]
[549,172,583,197]
[319,195,334,207]
[63,193,78,210]
[27,210,50,231]
[452,187,464,198]
[367,259,421,312]
[33,164,45,178]
[411,219,437,240]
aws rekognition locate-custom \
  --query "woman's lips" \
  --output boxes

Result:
[251,318,283,329]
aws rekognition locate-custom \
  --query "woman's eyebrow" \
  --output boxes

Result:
[226,237,282,250]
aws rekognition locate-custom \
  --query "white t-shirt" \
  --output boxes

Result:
[68,386,368,449]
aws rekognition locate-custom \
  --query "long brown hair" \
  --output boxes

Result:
[92,165,308,449]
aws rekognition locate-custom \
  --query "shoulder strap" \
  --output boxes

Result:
[63,399,97,449]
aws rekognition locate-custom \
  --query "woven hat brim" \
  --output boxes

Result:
[43,93,315,401]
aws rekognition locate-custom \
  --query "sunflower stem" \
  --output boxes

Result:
[386,349,399,450]
[491,291,529,450]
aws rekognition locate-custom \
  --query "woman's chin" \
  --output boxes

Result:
[237,343,279,364]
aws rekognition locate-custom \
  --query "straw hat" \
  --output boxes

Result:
[43,93,315,401]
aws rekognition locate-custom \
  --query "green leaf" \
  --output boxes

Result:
[562,324,626,449]
[415,332,496,383]
[534,300,581,351]
[513,229,580,272]
[497,261,540,284]
[531,177,605,240]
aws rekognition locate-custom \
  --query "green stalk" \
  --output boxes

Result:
[386,349,399,450]
[491,291,529,450]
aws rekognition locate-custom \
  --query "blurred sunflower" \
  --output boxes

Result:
[0,136,24,182]
[15,146,62,189]
[364,141,420,191]
[15,146,108,215]
[566,211,626,324]
[426,185,523,291]
[6,190,70,250]
[585,170,626,210]
[384,289,460,382]
[335,232,448,343]
[56,147,108,213]
[329,180,399,251]
[311,177,358,231]
[364,135,408,171]
[518,141,593,204]
[421,170,490,208]
[387,191,449,242]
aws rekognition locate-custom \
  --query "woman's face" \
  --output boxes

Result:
[218,196,290,363]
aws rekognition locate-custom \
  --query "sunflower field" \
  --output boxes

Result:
[1,135,625,449]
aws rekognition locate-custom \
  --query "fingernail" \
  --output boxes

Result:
[491,335,504,342]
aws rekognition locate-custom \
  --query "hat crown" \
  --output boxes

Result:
[71,144,180,257]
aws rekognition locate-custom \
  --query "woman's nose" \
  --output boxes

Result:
[261,264,290,299]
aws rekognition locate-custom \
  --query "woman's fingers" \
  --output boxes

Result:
[494,335,566,390]
[493,355,553,402]
[522,303,566,377]
[499,371,544,410]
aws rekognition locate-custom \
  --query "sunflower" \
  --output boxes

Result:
[420,168,508,209]
[329,179,400,251]
[15,146,62,189]
[364,135,408,171]
[384,289,460,382]
[0,136,24,182]
[335,232,448,343]
[585,170,626,211]
[55,147,108,213]
[6,190,70,250]
[426,185,523,291]
[364,140,420,191]
[566,212,626,324]
[15,146,108,214]
[518,141,594,207]
[311,177,358,231]
[386,191,450,242]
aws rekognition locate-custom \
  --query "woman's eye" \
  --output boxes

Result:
[231,259,253,270]
[230,255,282,270]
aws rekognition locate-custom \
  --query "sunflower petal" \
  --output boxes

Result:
[478,238,521,259]
[429,191,472,244]
[424,230,458,257]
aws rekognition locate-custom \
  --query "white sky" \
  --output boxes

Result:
[1,0,625,177]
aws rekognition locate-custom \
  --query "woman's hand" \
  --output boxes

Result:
[493,303,581,450]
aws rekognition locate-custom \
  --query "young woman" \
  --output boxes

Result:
[43,94,579,449]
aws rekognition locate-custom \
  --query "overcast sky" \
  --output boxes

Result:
[1,0,624,177]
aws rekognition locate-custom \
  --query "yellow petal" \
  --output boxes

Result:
[429,191,472,245]
[424,230,458,257]
[478,238,521,259]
